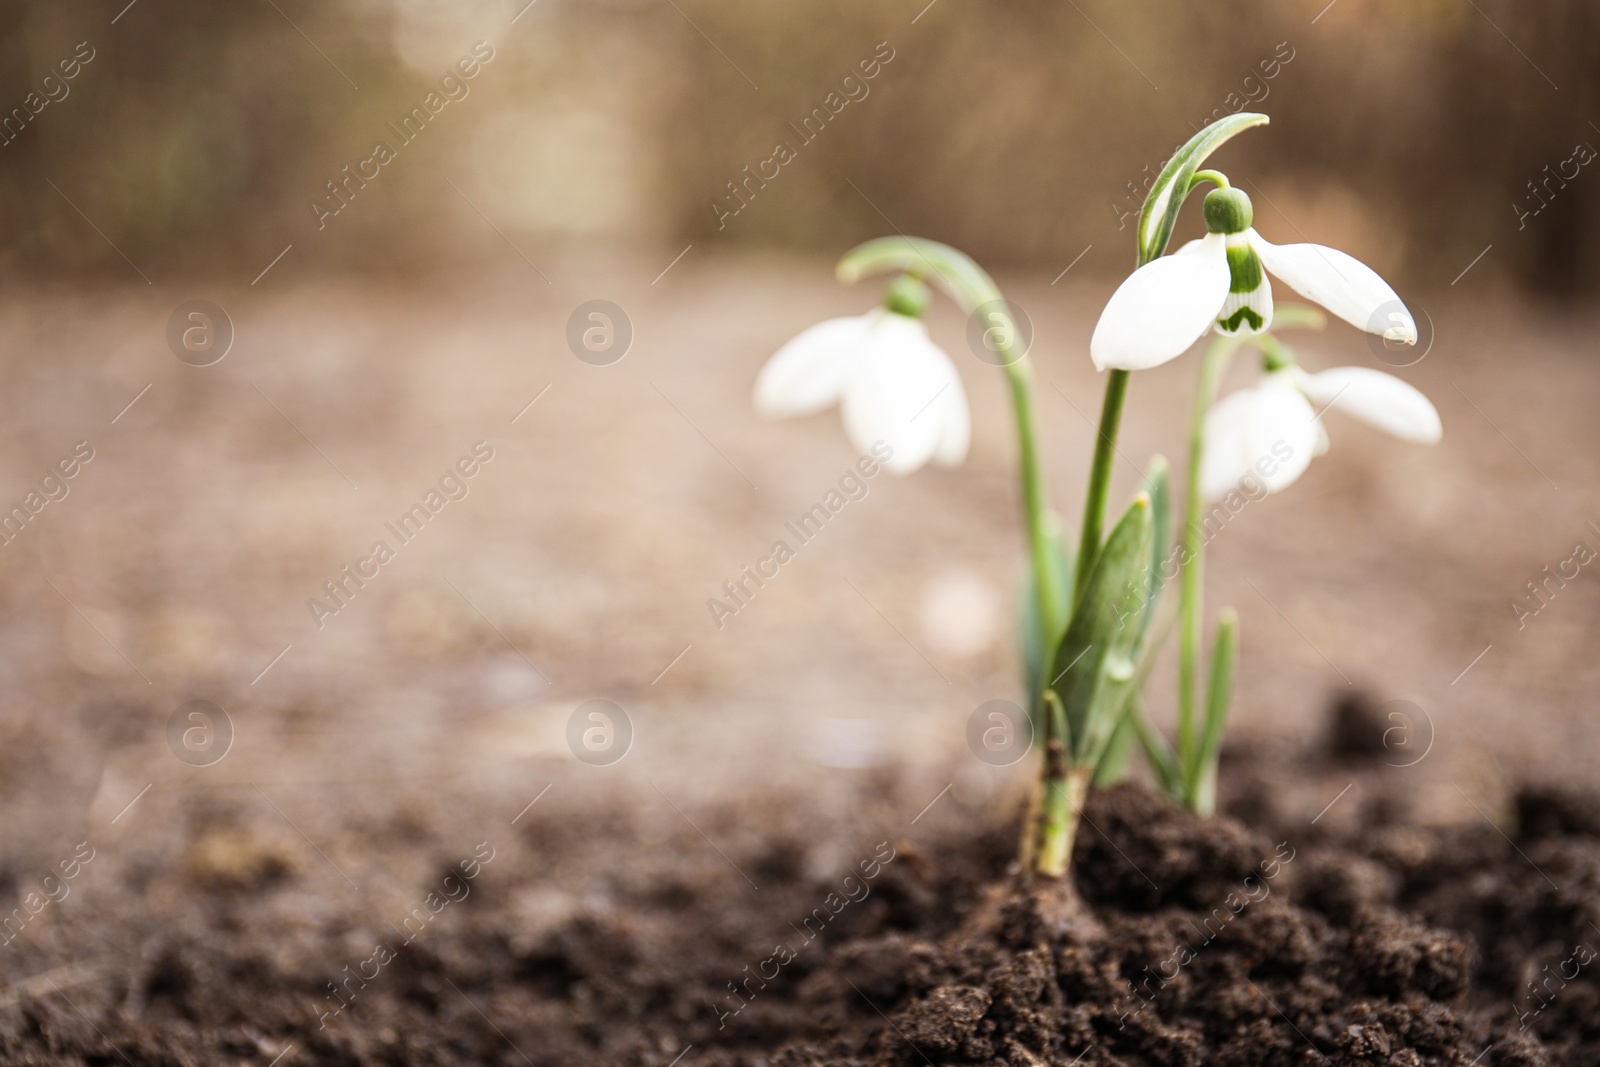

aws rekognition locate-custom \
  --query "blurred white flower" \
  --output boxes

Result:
[1092,187,1417,371]
[755,309,969,475]
[1201,365,1441,500]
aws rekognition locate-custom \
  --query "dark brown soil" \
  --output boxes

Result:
[2,699,1596,1067]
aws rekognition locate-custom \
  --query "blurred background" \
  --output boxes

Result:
[3,0,1598,288]
[0,0,1595,918]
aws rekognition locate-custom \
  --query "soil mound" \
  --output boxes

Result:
[4,752,1598,1065]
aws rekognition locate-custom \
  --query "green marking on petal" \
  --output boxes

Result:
[1225,240,1264,294]
[1216,250,1273,336]
[1219,307,1265,332]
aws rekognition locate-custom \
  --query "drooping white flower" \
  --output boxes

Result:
[1092,187,1417,372]
[1200,363,1441,500]
[755,307,970,475]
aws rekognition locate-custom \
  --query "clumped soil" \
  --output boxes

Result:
[3,700,1597,1066]
[763,765,1600,1067]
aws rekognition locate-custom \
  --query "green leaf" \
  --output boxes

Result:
[1045,685,1071,758]
[1044,494,1154,768]
[1020,528,1075,727]
[1093,707,1137,787]
[1129,698,1184,801]
[1189,608,1239,812]
[1136,113,1269,267]
[1135,456,1173,651]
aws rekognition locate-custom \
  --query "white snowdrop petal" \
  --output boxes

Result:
[1250,231,1416,343]
[754,314,873,418]
[1089,234,1232,371]
[1200,390,1260,501]
[1244,375,1319,493]
[1300,366,1442,444]
[931,358,972,468]
[1202,376,1317,499]
[840,315,950,475]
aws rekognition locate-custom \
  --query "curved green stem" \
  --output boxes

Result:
[1006,359,1066,644]
[1072,147,1233,610]
[1072,369,1129,607]
[1174,308,1322,807]
[839,238,1066,644]
[1177,334,1243,775]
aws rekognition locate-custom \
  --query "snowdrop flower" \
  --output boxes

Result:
[1092,185,1417,372]
[754,276,970,475]
[1200,362,1441,500]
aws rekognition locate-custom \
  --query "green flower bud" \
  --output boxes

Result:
[1203,187,1254,235]
[884,273,932,318]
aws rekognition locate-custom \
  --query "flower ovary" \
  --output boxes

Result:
[1204,188,1254,235]
[884,274,932,318]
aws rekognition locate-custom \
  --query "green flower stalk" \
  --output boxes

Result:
[1090,113,1439,814]
[834,239,1071,657]
[829,241,1093,880]
[1041,114,1270,836]
[1028,490,1154,875]
[1076,116,1272,594]
[1011,123,1285,878]
[1142,303,1439,813]
[1175,330,1245,814]
[759,237,1151,883]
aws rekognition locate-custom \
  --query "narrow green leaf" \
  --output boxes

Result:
[1137,113,1269,266]
[1020,529,1075,728]
[1092,705,1137,786]
[1196,607,1241,793]
[1045,685,1071,756]
[1129,698,1184,801]
[1136,455,1172,650]
[1045,494,1153,767]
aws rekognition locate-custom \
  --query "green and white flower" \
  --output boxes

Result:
[754,277,970,475]
[1200,363,1442,500]
[1092,186,1417,372]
